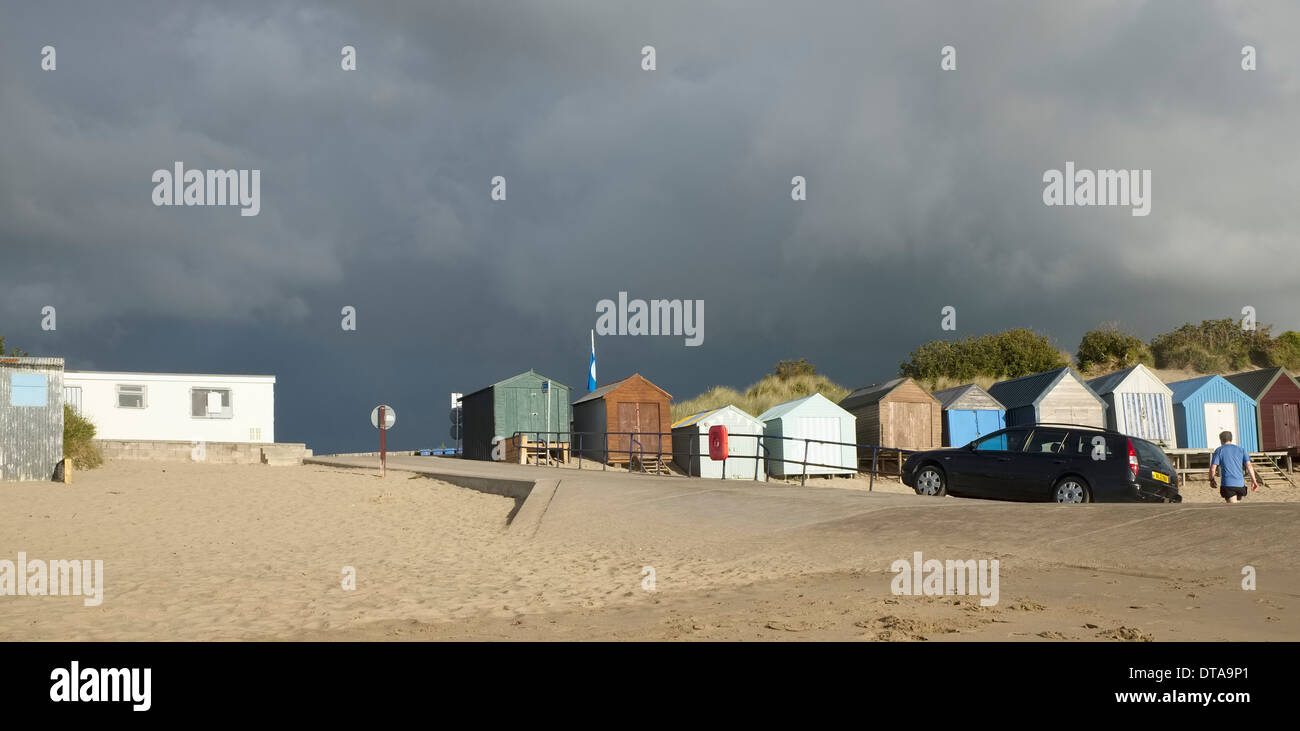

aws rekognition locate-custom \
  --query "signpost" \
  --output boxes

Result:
[450,393,463,455]
[371,404,396,477]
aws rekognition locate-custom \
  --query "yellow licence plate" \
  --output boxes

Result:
[1151,471,1170,483]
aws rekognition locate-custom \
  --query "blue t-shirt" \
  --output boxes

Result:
[1211,443,1250,487]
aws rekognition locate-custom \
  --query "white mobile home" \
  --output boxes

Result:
[63,371,275,444]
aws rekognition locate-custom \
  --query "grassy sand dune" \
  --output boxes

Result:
[670,373,850,422]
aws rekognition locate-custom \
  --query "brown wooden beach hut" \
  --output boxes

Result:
[571,374,672,470]
[839,377,942,450]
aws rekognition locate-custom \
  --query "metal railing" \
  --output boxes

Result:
[505,429,915,489]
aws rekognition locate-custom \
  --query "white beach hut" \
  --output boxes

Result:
[758,393,857,477]
[671,405,765,479]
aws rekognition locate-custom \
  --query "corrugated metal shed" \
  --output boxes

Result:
[1085,364,1176,446]
[1224,368,1300,451]
[757,393,856,477]
[1,357,65,481]
[930,383,1006,446]
[460,370,571,461]
[987,367,1107,428]
[670,405,764,479]
[1167,375,1259,451]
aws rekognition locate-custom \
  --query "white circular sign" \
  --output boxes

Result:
[371,405,397,429]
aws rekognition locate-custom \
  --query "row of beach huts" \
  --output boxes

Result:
[458,365,1300,480]
[4,355,1296,482]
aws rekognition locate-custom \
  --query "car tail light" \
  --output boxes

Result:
[1127,439,1139,479]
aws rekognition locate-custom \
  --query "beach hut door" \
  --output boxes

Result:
[618,402,661,456]
[797,416,840,471]
[637,402,661,453]
[1273,403,1299,448]
[1122,393,1170,442]
[617,403,638,459]
[1203,402,1237,446]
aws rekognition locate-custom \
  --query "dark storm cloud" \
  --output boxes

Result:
[2,1,1297,452]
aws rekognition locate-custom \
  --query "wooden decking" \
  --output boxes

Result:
[855,448,914,477]
[505,436,569,466]
[1166,448,1296,488]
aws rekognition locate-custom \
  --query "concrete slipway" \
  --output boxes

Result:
[307,454,1300,586]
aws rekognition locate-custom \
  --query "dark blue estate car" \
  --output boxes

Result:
[901,424,1182,503]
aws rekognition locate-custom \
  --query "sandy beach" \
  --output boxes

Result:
[1,459,1294,641]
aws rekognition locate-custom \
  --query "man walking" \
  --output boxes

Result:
[1209,430,1258,503]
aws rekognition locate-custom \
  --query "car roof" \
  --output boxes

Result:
[998,423,1165,448]
[1002,422,1111,432]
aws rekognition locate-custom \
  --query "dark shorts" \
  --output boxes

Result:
[1220,485,1247,500]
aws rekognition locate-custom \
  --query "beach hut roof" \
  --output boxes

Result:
[572,373,671,405]
[1224,367,1298,401]
[672,407,721,429]
[572,378,625,404]
[1166,374,1251,404]
[464,369,570,399]
[988,367,1101,409]
[839,377,919,410]
[1085,363,1171,397]
[929,383,1005,410]
[757,392,842,422]
[671,404,761,429]
[1085,365,1138,396]
[0,356,65,367]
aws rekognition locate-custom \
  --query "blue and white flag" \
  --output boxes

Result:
[588,329,597,392]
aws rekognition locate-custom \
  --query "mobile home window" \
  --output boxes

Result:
[10,373,48,407]
[191,388,233,419]
[64,386,83,415]
[116,384,147,409]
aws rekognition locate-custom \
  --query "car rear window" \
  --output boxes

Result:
[1061,431,1115,459]
[1133,439,1169,467]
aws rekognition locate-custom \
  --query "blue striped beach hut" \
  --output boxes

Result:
[1086,364,1176,446]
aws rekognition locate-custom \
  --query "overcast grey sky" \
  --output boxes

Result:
[2,1,1297,453]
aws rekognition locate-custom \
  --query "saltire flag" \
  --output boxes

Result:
[588,329,597,392]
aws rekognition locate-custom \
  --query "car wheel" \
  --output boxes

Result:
[915,465,947,497]
[1052,477,1090,504]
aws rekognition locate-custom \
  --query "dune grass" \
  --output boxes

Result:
[670,373,851,422]
[913,374,1000,393]
[63,405,103,470]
